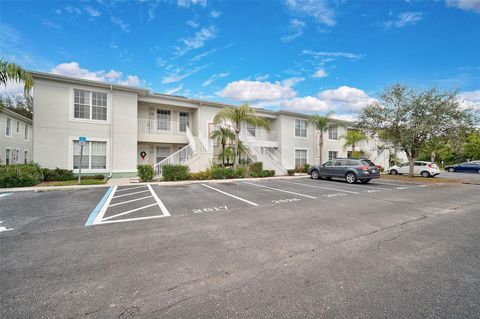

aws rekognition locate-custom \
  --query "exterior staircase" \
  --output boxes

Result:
[241,138,287,175]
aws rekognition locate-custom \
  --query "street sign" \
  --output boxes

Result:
[79,136,87,146]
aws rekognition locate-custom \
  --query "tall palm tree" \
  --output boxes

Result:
[213,103,270,168]
[0,60,33,94]
[341,129,367,152]
[308,111,338,164]
[210,126,235,166]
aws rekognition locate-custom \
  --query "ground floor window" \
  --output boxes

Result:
[73,140,107,170]
[24,150,28,164]
[156,146,170,164]
[328,151,338,161]
[295,149,307,167]
[5,148,11,165]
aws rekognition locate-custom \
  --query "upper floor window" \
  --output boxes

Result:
[247,123,256,137]
[157,110,171,131]
[74,89,108,121]
[179,111,189,132]
[295,119,307,137]
[24,125,28,141]
[328,127,338,140]
[5,117,11,136]
[16,121,20,134]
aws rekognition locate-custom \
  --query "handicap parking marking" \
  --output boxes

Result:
[85,184,170,226]
[0,221,14,232]
[201,183,259,206]
[243,181,317,199]
[280,180,359,194]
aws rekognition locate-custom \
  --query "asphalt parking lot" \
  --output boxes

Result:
[1,177,479,318]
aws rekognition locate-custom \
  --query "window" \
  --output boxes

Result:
[14,149,19,164]
[73,89,108,121]
[328,127,338,140]
[73,140,107,170]
[323,160,334,167]
[24,125,29,140]
[16,121,20,134]
[328,151,338,161]
[247,123,256,137]
[295,119,307,137]
[5,149,11,165]
[24,150,28,164]
[156,146,170,163]
[295,149,307,167]
[157,110,171,131]
[179,112,189,132]
[6,117,11,136]
[335,159,347,166]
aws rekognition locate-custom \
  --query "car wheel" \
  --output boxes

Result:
[478,169,480,174]
[448,168,454,172]
[345,172,357,184]
[311,169,319,180]
[361,179,371,184]
[421,171,430,178]
[390,169,398,175]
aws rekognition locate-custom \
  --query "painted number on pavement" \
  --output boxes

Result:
[192,206,228,214]
[323,193,347,198]
[272,198,301,204]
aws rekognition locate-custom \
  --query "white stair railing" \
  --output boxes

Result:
[240,138,286,174]
[185,125,196,152]
[154,144,194,177]
[198,131,213,153]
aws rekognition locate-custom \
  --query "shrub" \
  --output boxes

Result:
[137,164,155,182]
[211,167,235,179]
[251,169,275,178]
[42,168,74,181]
[287,169,295,176]
[91,174,106,180]
[188,170,212,180]
[249,162,263,174]
[295,165,305,173]
[162,164,189,181]
[303,163,311,172]
[0,163,42,188]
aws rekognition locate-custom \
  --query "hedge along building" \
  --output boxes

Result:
[1,108,33,165]
[30,71,400,178]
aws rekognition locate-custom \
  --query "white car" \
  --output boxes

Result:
[387,161,440,177]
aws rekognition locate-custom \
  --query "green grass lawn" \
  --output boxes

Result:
[38,179,107,186]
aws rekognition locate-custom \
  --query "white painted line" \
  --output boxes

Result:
[148,184,171,216]
[109,195,153,207]
[115,185,147,193]
[0,193,12,198]
[201,183,259,206]
[281,180,359,194]
[93,185,118,225]
[112,189,150,198]
[304,179,391,191]
[0,221,13,232]
[99,214,169,225]
[102,203,157,221]
[243,181,317,199]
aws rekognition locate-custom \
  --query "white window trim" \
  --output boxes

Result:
[156,107,173,132]
[294,118,308,139]
[5,148,11,165]
[328,151,338,161]
[24,149,29,164]
[24,124,29,141]
[67,136,110,173]
[178,110,190,132]
[294,148,308,167]
[69,87,112,125]
[16,120,20,134]
[5,117,12,138]
[328,127,338,141]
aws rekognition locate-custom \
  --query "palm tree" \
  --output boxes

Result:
[210,126,235,166]
[0,60,33,94]
[341,129,367,153]
[213,103,270,168]
[308,111,338,164]
[219,146,235,165]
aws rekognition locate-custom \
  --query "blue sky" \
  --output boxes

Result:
[1,0,479,119]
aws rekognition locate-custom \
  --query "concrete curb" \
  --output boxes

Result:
[0,174,309,193]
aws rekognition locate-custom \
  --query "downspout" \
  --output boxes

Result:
[107,85,114,180]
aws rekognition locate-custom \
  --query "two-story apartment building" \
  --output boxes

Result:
[0,108,33,165]
[30,71,400,178]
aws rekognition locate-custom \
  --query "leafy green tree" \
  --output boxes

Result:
[461,131,480,160]
[219,146,235,165]
[210,126,235,166]
[357,84,476,177]
[0,60,33,94]
[308,111,340,164]
[341,129,367,152]
[213,103,270,168]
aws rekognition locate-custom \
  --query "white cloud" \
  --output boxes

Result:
[111,16,130,32]
[446,0,480,13]
[42,19,61,30]
[318,86,376,112]
[177,0,207,8]
[187,20,199,28]
[176,26,218,55]
[50,62,143,87]
[313,68,328,78]
[281,18,306,43]
[383,12,423,29]
[285,0,336,26]
[281,96,330,112]
[64,6,82,15]
[202,72,230,87]
[302,49,362,60]
[211,10,221,18]
[459,90,480,111]
[164,85,183,95]
[161,64,208,84]
[84,6,101,17]
[217,78,301,101]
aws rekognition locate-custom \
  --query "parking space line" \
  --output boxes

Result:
[115,185,147,193]
[92,186,118,225]
[98,214,169,225]
[102,203,158,221]
[112,189,150,198]
[0,193,12,198]
[281,180,359,194]
[373,181,417,188]
[109,195,153,207]
[201,183,259,206]
[148,184,171,216]
[243,181,317,199]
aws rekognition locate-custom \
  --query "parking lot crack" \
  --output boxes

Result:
[147,296,194,315]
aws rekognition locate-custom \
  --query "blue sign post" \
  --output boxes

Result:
[78,137,87,183]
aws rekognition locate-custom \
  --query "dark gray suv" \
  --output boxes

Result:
[307,158,380,184]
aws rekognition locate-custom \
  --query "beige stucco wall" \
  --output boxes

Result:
[0,110,33,165]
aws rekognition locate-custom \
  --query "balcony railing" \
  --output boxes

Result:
[138,118,190,135]
[240,128,277,141]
